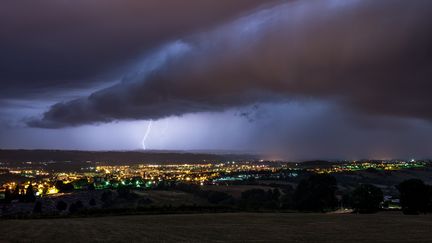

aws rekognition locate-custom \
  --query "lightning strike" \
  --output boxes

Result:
[142,120,153,150]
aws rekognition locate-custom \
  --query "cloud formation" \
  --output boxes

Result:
[0,0,270,98]
[29,0,432,128]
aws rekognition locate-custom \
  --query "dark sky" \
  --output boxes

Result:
[1,0,432,160]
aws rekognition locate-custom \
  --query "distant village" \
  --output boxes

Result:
[1,159,431,217]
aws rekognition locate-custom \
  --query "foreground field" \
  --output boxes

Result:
[1,212,432,242]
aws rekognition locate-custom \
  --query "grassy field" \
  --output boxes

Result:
[202,185,276,198]
[1,212,432,242]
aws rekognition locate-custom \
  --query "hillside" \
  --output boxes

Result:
[0,149,258,164]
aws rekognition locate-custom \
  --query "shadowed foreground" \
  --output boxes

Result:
[1,213,432,242]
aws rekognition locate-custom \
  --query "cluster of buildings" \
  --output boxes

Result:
[306,160,425,174]
[0,159,428,200]
[0,161,282,199]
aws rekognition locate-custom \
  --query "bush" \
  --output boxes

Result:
[69,200,84,214]
[101,190,113,206]
[89,198,97,206]
[280,185,295,209]
[56,200,68,211]
[33,201,42,214]
[137,198,153,206]
[117,188,139,200]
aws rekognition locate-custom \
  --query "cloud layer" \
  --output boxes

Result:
[0,0,271,98]
[26,0,432,128]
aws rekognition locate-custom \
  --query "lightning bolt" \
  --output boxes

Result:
[142,120,153,150]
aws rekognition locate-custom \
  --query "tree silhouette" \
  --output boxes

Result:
[397,179,429,215]
[4,188,12,203]
[239,188,280,210]
[280,185,295,209]
[351,184,383,213]
[25,185,36,202]
[12,185,21,201]
[55,180,74,193]
[294,174,338,212]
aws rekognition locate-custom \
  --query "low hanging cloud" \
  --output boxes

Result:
[0,0,270,98]
[29,0,432,128]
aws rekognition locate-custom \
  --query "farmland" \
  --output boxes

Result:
[1,212,432,242]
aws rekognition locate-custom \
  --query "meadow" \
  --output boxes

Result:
[1,212,432,242]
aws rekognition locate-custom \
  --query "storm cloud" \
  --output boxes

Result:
[0,0,272,98]
[28,0,432,128]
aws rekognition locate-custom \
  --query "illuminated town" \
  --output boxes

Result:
[0,159,428,199]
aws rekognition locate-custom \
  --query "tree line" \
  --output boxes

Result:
[197,174,432,214]
[2,175,432,216]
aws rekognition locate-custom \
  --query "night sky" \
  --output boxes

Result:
[1,0,432,160]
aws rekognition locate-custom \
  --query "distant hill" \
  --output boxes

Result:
[0,149,258,164]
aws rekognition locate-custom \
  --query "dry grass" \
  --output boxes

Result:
[1,212,432,242]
